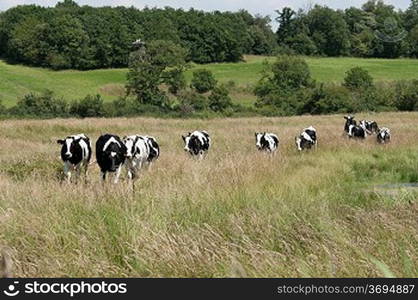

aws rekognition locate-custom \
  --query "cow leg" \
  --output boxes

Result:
[101,171,106,182]
[63,162,72,183]
[83,162,89,184]
[113,165,122,184]
[127,167,137,181]
[75,163,83,184]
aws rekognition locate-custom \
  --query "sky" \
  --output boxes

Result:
[0,1,413,21]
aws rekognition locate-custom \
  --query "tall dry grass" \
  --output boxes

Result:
[0,112,417,277]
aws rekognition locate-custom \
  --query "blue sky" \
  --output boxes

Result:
[0,1,412,20]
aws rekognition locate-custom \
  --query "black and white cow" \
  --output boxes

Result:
[344,115,356,133]
[360,120,379,135]
[295,126,317,151]
[123,135,160,180]
[377,127,391,144]
[255,132,279,153]
[182,131,211,159]
[347,121,367,139]
[57,134,91,183]
[96,134,127,183]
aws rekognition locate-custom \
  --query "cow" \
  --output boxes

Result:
[182,131,211,159]
[255,132,279,153]
[347,121,367,139]
[123,135,160,180]
[360,120,379,135]
[344,115,356,133]
[57,134,91,183]
[96,134,127,183]
[295,126,317,151]
[377,127,391,144]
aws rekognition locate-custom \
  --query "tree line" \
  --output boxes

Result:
[0,0,275,69]
[1,0,417,70]
[276,0,418,58]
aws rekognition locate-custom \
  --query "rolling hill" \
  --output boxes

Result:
[1,55,417,107]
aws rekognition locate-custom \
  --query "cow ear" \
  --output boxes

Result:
[344,116,348,120]
[57,139,65,145]
[182,135,186,142]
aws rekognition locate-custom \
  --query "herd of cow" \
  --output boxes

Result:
[56,115,391,183]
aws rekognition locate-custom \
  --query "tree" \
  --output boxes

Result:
[177,90,208,113]
[254,56,314,113]
[343,67,374,90]
[394,80,418,111]
[8,17,51,65]
[208,85,233,112]
[408,25,418,57]
[190,69,217,93]
[276,7,296,42]
[56,0,79,8]
[70,94,105,118]
[47,14,90,69]
[164,68,187,95]
[12,90,68,117]
[306,5,351,56]
[126,40,187,107]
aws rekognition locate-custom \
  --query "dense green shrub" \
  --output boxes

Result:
[343,67,374,90]
[298,84,353,115]
[70,94,105,118]
[190,69,217,93]
[255,55,314,110]
[10,90,68,117]
[394,80,418,111]
[208,85,233,112]
[177,90,208,113]
[165,68,187,95]
[126,40,187,107]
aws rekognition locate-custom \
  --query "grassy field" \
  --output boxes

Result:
[0,112,417,277]
[1,56,418,107]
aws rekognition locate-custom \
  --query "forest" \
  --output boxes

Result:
[0,0,417,70]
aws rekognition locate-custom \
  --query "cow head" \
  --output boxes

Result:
[344,115,356,132]
[182,132,192,153]
[255,132,265,150]
[344,116,356,125]
[123,135,139,159]
[378,127,390,142]
[57,136,82,160]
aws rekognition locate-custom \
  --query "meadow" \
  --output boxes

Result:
[1,56,418,107]
[0,112,417,277]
